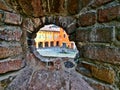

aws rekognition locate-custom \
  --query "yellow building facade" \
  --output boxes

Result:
[35,25,75,49]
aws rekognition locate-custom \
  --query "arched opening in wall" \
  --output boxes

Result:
[32,24,79,68]
[34,24,78,58]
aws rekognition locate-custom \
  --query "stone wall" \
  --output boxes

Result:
[0,0,120,90]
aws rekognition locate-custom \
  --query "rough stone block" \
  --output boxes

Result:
[76,27,92,42]
[0,45,22,59]
[0,26,22,41]
[0,59,25,74]
[82,45,120,64]
[76,27,114,43]
[91,0,113,8]
[4,12,22,25]
[79,12,96,26]
[76,62,115,84]
[98,5,120,23]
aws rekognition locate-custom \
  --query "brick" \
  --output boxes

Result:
[0,59,24,74]
[76,27,114,43]
[79,12,96,27]
[76,27,92,42]
[76,62,115,84]
[0,46,22,59]
[0,26,22,41]
[4,12,22,25]
[67,0,80,15]
[91,0,113,8]
[98,5,120,23]
[82,45,120,64]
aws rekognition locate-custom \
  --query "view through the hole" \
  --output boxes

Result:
[34,24,78,59]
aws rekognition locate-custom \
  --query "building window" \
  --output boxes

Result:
[38,42,43,48]
[45,42,48,47]
[62,43,66,48]
[51,41,54,47]
[64,34,66,38]
[56,41,59,46]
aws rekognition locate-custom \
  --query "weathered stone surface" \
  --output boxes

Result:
[98,5,120,23]
[76,27,92,42]
[0,59,25,74]
[0,11,4,23]
[6,54,93,90]
[49,0,63,13]
[91,0,113,8]
[79,12,96,26]
[67,0,80,15]
[116,27,120,41]
[4,12,22,25]
[81,0,91,7]
[76,62,115,84]
[0,26,22,41]
[66,22,77,34]
[58,16,74,28]
[31,0,43,17]
[0,0,12,11]
[82,45,120,64]
[76,27,114,43]
[82,76,115,90]
[90,83,114,90]
[31,18,42,28]
[0,45,22,59]
[18,0,33,16]
[6,67,33,90]
[22,18,34,32]
[22,69,93,90]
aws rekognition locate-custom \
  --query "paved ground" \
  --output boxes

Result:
[37,47,78,58]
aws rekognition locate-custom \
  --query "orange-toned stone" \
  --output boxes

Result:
[91,66,115,84]
[77,62,115,84]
